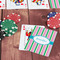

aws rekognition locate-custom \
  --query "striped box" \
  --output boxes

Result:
[50,0,60,8]
[24,26,57,57]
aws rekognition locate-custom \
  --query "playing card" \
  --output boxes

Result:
[7,0,27,9]
[28,0,50,9]
[0,0,5,9]
[19,24,45,50]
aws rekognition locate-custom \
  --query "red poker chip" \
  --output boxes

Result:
[47,13,60,29]
[3,16,7,20]
[3,13,21,24]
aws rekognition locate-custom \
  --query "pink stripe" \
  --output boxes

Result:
[41,31,57,56]
[45,31,57,56]
[26,27,41,51]
[51,0,55,8]
[36,28,44,53]
[38,28,43,35]
[31,42,37,52]
[40,29,49,55]
[45,45,52,57]
[40,45,47,55]
[33,26,39,36]
[51,31,57,42]
[26,39,33,50]
[31,27,43,52]
[43,29,48,36]
[47,30,52,39]
[36,45,42,53]
[56,0,60,8]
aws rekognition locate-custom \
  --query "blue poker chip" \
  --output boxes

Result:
[47,12,57,19]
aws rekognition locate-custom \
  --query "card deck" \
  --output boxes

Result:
[24,26,57,57]
[19,24,45,50]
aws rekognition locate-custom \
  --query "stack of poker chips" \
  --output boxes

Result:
[47,12,60,29]
[0,13,21,40]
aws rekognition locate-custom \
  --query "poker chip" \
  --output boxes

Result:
[0,30,6,40]
[1,19,18,36]
[47,13,60,29]
[47,12,57,19]
[3,13,21,24]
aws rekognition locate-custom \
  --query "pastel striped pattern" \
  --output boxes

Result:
[30,26,39,52]
[31,42,37,52]
[38,29,49,55]
[36,45,42,54]
[40,30,52,55]
[26,39,33,50]
[24,26,37,49]
[51,31,57,42]
[29,27,41,51]
[50,0,60,8]
[38,29,50,55]
[43,30,54,56]
[35,28,44,54]
[34,28,44,53]
[25,26,57,57]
